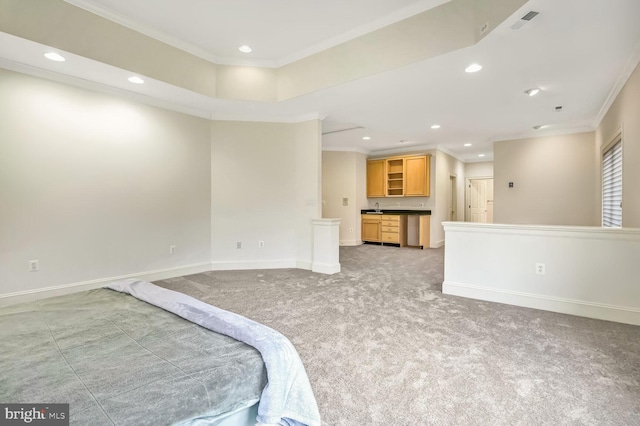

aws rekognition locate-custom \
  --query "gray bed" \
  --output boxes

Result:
[0,288,267,425]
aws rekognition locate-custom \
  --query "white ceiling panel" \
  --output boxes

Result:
[2,0,640,161]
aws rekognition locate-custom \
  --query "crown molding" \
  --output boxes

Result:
[437,144,493,163]
[276,0,451,66]
[0,57,213,119]
[64,0,450,69]
[368,143,438,157]
[298,112,328,122]
[591,38,640,129]
[0,57,327,124]
[436,144,466,162]
[321,146,371,155]
[63,0,279,68]
[492,125,596,144]
[464,157,494,164]
[209,111,326,124]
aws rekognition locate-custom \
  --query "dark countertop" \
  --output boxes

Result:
[361,209,431,215]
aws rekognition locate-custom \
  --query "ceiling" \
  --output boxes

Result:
[65,0,450,66]
[1,0,640,162]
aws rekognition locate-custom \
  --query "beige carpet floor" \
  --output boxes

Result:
[155,244,640,426]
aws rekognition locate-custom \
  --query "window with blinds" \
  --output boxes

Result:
[602,138,622,227]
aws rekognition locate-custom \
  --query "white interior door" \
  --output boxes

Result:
[467,179,493,223]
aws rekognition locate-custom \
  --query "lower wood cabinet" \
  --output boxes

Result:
[362,214,408,246]
[381,215,407,246]
[361,215,382,242]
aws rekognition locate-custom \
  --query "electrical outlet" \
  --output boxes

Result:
[237,241,242,249]
[259,241,265,248]
[349,227,353,233]
[169,245,176,254]
[536,263,546,275]
[342,198,348,206]
[28,259,40,272]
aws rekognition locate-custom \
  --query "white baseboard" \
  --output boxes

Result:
[0,262,212,307]
[431,239,445,248]
[210,259,298,271]
[296,260,313,270]
[339,240,362,246]
[312,262,341,275]
[443,280,640,326]
[1,257,343,307]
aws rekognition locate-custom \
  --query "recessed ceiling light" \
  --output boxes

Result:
[533,124,548,130]
[465,63,482,73]
[430,124,441,129]
[44,52,65,62]
[238,45,252,53]
[128,76,144,84]
[399,140,410,144]
[478,154,486,157]
[363,136,371,140]
[525,88,541,97]
[464,143,472,147]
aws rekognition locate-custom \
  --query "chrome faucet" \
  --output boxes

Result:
[375,202,380,213]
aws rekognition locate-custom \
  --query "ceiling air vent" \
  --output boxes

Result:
[521,11,539,21]
[511,10,539,30]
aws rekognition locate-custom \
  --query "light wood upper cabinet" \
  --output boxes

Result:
[366,154,430,197]
[386,158,404,196]
[366,160,385,197]
[405,155,430,196]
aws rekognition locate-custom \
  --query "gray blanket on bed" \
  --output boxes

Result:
[0,288,266,425]
[108,279,321,426]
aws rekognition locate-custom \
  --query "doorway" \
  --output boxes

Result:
[449,175,457,221]
[466,178,494,223]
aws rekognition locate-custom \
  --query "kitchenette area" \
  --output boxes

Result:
[361,153,432,249]
[361,208,431,249]
[322,150,437,249]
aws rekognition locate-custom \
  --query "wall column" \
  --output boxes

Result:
[311,219,341,274]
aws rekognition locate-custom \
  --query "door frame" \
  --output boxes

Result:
[465,176,494,222]
[449,174,457,221]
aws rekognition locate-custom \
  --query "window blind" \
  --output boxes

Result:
[602,139,622,227]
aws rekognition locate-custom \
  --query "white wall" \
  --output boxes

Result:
[210,120,322,270]
[322,151,367,245]
[432,151,465,247]
[0,69,212,303]
[465,161,493,178]
[0,69,324,305]
[443,222,640,325]
[596,61,640,228]
[293,120,323,264]
[493,132,598,226]
[355,151,368,238]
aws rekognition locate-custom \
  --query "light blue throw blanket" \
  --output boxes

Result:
[107,279,321,426]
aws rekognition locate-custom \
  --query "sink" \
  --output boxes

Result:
[366,212,384,214]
